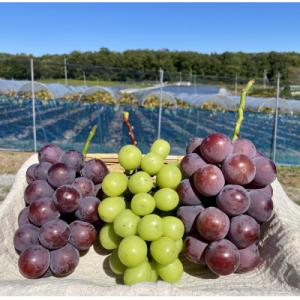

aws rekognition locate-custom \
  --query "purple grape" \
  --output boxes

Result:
[94,183,104,199]
[186,137,203,154]
[50,243,79,277]
[60,150,84,172]
[180,153,207,178]
[199,133,233,164]
[72,177,95,198]
[222,154,256,186]
[39,219,70,250]
[205,239,240,276]
[177,205,205,233]
[75,196,100,223]
[24,180,54,205]
[176,179,203,206]
[18,207,30,226]
[38,144,64,164]
[18,245,50,279]
[216,185,250,216]
[196,207,229,241]
[259,185,273,198]
[229,215,260,249]
[254,151,264,158]
[34,162,52,181]
[232,139,256,158]
[252,156,277,187]
[237,243,261,273]
[247,190,273,223]
[13,224,40,252]
[28,197,60,227]
[26,164,38,184]
[41,268,53,278]
[193,165,225,197]
[183,235,208,264]
[69,220,97,251]
[53,185,81,213]
[248,184,273,199]
[47,163,76,188]
[80,159,108,184]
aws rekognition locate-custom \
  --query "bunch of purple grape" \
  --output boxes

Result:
[177,133,276,276]
[14,144,108,279]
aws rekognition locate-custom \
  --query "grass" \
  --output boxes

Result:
[39,78,147,88]
[277,165,300,204]
[0,151,33,174]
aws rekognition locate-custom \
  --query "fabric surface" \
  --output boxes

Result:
[0,154,299,296]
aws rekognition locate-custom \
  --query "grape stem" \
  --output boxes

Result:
[82,125,97,155]
[232,80,255,141]
[123,111,137,145]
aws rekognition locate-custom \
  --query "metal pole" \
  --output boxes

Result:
[193,74,197,93]
[64,58,68,86]
[157,68,164,139]
[30,58,37,152]
[179,71,182,85]
[235,73,238,96]
[272,72,280,162]
[263,69,267,89]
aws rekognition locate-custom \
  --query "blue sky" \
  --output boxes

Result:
[1,3,300,56]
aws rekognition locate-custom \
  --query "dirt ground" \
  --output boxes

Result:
[0,151,299,204]
[0,151,33,174]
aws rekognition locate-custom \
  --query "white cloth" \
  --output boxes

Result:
[0,154,299,296]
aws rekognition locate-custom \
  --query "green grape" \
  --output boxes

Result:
[99,223,121,250]
[128,171,153,194]
[156,164,182,189]
[118,235,148,267]
[137,214,163,241]
[113,209,140,238]
[175,239,183,255]
[150,237,178,265]
[109,249,126,275]
[149,260,159,282]
[156,258,183,283]
[102,172,128,197]
[168,160,181,168]
[118,145,142,171]
[162,216,185,240]
[141,153,164,175]
[98,197,126,222]
[154,188,179,211]
[131,193,156,216]
[123,261,151,285]
[150,139,170,159]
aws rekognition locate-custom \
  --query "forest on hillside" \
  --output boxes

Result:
[1,48,300,83]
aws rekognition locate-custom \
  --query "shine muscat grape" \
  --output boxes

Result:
[98,139,184,285]
[177,132,277,276]
[14,144,106,279]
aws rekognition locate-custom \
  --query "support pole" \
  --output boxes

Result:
[272,72,280,162]
[263,69,267,89]
[64,58,68,86]
[157,68,164,139]
[235,73,238,96]
[30,58,37,152]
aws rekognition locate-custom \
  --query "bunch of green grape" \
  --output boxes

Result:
[98,139,185,285]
